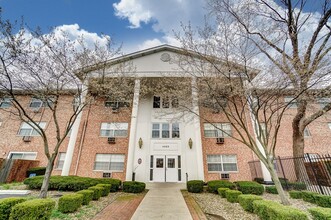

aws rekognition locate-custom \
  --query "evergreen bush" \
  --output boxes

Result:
[187,180,204,193]
[9,199,55,220]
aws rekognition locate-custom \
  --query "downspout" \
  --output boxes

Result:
[74,104,91,175]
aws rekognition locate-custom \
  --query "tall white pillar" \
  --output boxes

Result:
[125,79,141,180]
[191,77,205,181]
[61,83,88,176]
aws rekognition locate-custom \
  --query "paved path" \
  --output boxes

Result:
[131,183,193,220]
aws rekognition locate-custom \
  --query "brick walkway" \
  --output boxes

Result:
[92,193,145,220]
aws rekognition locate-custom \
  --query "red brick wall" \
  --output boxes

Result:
[6,159,40,183]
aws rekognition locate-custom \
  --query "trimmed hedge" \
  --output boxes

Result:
[123,181,146,193]
[88,186,103,200]
[96,184,111,197]
[289,190,303,199]
[302,191,319,204]
[309,207,331,220]
[58,193,83,213]
[26,167,46,177]
[238,194,263,213]
[265,186,278,194]
[187,180,204,193]
[76,190,94,205]
[23,176,121,192]
[207,180,236,194]
[217,187,230,198]
[253,200,308,220]
[225,190,242,203]
[289,182,307,191]
[235,181,264,195]
[9,199,55,220]
[314,194,331,208]
[0,197,27,220]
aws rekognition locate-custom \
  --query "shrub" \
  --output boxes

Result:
[187,180,204,193]
[309,207,331,220]
[265,186,278,194]
[26,167,46,177]
[0,197,27,220]
[302,191,319,204]
[314,194,331,208]
[289,190,303,199]
[289,182,307,191]
[58,193,83,213]
[9,199,55,220]
[23,175,121,192]
[225,190,242,203]
[253,178,264,184]
[238,194,262,213]
[88,186,103,200]
[96,184,111,197]
[217,187,230,198]
[76,190,94,205]
[236,181,264,195]
[253,200,308,220]
[207,180,235,194]
[123,181,146,193]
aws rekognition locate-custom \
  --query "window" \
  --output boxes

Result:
[304,127,311,137]
[317,98,331,109]
[29,97,54,108]
[207,155,238,172]
[94,154,125,171]
[203,123,231,138]
[0,97,12,108]
[151,123,180,138]
[105,100,130,108]
[100,123,128,137]
[328,123,331,130]
[153,96,178,109]
[9,152,37,160]
[56,152,66,170]
[284,96,297,108]
[18,122,46,136]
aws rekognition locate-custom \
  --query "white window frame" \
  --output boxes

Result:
[100,123,128,137]
[151,123,180,139]
[55,152,66,170]
[0,97,12,108]
[284,96,297,108]
[93,154,125,172]
[29,97,54,109]
[207,154,238,173]
[203,123,232,138]
[153,96,178,109]
[17,122,46,136]
[8,152,37,160]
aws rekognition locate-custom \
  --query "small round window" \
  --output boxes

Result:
[160,53,171,62]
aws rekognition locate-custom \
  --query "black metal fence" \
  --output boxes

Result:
[248,154,331,195]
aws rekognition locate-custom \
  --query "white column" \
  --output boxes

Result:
[125,79,141,180]
[61,83,88,176]
[191,77,205,181]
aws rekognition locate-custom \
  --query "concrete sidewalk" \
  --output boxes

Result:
[131,183,192,220]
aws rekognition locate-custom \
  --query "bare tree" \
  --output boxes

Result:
[0,17,121,198]
[203,0,331,180]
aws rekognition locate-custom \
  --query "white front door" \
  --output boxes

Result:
[153,155,178,182]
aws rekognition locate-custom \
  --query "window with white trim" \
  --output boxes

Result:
[100,123,128,137]
[94,154,125,171]
[18,122,46,136]
[203,123,231,138]
[9,152,37,160]
[284,96,297,108]
[151,123,180,138]
[29,97,54,108]
[153,96,178,109]
[0,97,12,108]
[207,155,238,172]
[56,152,66,170]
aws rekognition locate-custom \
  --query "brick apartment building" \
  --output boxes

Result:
[0,45,331,183]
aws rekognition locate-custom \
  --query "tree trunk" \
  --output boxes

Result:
[267,160,291,205]
[292,121,306,181]
[39,157,56,198]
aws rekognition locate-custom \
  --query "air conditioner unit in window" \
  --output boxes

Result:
[216,137,224,144]
[32,108,41,113]
[22,136,32,142]
[112,107,119,113]
[107,137,116,144]
[103,172,112,178]
[220,173,230,180]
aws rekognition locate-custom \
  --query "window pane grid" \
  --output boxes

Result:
[100,123,128,137]
[18,122,46,136]
[207,155,238,172]
[94,154,125,171]
[204,123,231,138]
[152,123,180,139]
